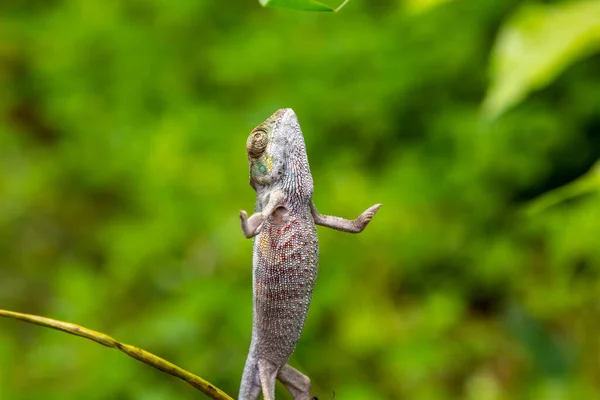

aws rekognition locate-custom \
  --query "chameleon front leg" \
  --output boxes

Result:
[311,202,382,233]
[240,190,286,238]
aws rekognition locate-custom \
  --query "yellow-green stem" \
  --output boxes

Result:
[0,309,234,400]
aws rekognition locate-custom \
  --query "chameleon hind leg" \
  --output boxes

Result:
[278,364,312,400]
[257,359,278,400]
[239,357,261,400]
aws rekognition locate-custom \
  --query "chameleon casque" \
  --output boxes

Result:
[239,109,381,400]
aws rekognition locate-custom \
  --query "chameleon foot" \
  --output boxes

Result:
[354,203,382,232]
[240,210,264,238]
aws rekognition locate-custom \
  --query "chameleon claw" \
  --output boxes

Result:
[240,210,264,238]
[369,203,383,214]
[240,210,253,238]
[355,203,382,231]
[311,391,335,400]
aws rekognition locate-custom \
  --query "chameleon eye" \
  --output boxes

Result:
[247,129,268,158]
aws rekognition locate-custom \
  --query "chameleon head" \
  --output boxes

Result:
[246,108,307,190]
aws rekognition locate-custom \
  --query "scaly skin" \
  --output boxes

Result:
[239,109,381,400]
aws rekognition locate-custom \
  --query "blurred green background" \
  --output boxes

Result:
[1,0,600,399]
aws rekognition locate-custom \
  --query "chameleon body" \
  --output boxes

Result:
[239,109,381,400]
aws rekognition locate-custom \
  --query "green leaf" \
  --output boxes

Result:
[482,0,600,119]
[404,0,454,15]
[260,0,344,12]
[524,160,600,216]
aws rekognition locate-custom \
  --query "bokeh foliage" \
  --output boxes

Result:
[1,1,600,399]
[259,0,344,12]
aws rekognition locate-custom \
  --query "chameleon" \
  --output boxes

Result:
[239,108,381,400]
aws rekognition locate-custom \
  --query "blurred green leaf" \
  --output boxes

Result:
[259,0,347,12]
[505,306,570,378]
[404,0,454,15]
[483,0,600,119]
[525,160,600,216]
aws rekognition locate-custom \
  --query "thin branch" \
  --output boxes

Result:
[0,309,234,400]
